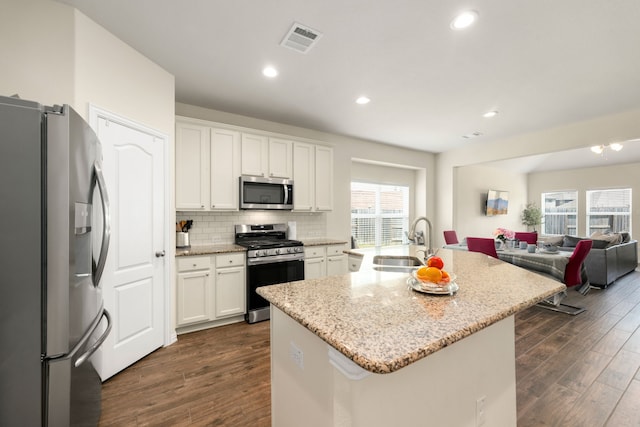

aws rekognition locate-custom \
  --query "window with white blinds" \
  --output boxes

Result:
[541,191,578,236]
[351,182,409,248]
[586,188,632,235]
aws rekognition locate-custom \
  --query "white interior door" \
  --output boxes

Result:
[90,108,167,381]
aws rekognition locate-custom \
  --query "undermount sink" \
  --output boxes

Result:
[372,265,419,273]
[372,255,424,267]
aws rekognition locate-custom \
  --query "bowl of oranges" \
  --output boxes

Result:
[409,256,458,295]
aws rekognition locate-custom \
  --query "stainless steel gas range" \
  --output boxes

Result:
[235,224,305,323]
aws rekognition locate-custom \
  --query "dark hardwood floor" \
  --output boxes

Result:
[98,271,640,427]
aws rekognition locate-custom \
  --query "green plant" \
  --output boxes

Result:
[521,203,543,231]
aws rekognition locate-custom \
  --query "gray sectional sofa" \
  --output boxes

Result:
[543,233,638,288]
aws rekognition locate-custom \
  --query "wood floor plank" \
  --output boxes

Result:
[592,328,634,357]
[517,383,581,427]
[615,305,640,333]
[596,349,640,391]
[557,381,624,427]
[557,350,613,393]
[605,378,640,426]
[621,326,640,354]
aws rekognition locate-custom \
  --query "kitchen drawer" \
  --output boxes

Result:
[216,252,245,268]
[326,245,346,257]
[304,246,326,258]
[177,256,211,272]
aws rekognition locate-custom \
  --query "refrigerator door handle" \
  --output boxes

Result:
[74,307,112,368]
[92,161,111,287]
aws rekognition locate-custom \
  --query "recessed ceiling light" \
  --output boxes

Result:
[483,110,498,118]
[356,96,370,105]
[450,10,478,30]
[262,66,278,78]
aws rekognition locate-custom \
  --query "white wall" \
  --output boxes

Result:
[453,165,528,242]
[351,161,416,186]
[437,108,640,244]
[72,11,175,135]
[0,0,75,104]
[175,102,436,244]
[0,0,174,137]
[528,162,640,237]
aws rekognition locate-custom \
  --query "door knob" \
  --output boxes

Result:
[155,250,166,257]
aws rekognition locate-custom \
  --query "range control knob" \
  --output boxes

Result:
[274,248,281,255]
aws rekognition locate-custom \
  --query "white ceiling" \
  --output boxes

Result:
[486,139,640,173]
[57,0,640,170]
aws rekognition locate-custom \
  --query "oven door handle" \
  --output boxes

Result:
[247,255,305,266]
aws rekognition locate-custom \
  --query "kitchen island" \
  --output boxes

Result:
[257,248,566,427]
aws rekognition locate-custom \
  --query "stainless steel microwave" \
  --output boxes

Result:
[239,176,294,210]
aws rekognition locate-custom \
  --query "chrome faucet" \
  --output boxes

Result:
[408,216,433,258]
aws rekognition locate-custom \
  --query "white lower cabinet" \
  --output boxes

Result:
[304,244,347,279]
[304,246,326,279]
[176,256,212,326]
[326,245,348,277]
[176,252,246,332]
[214,253,246,318]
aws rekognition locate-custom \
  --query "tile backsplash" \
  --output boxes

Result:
[176,211,327,245]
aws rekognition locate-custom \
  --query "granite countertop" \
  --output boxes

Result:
[257,247,566,374]
[300,238,349,246]
[175,243,245,257]
[176,238,349,257]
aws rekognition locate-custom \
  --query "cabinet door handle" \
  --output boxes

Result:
[155,250,166,257]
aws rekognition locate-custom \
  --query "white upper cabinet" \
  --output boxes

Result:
[293,143,333,211]
[176,117,331,212]
[210,128,240,210]
[268,137,293,179]
[176,123,209,210]
[314,146,333,211]
[176,118,240,211]
[241,133,292,179]
[241,133,269,177]
[292,142,314,211]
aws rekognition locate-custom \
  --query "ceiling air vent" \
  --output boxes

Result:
[462,131,483,139]
[280,22,323,54]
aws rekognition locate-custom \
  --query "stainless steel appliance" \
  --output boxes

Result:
[235,224,305,323]
[239,175,294,210]
[0,96,112,426]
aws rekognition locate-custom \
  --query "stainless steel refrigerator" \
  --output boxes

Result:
[0,95,112,426]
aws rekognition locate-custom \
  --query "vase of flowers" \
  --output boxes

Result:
[493,227,515,250]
